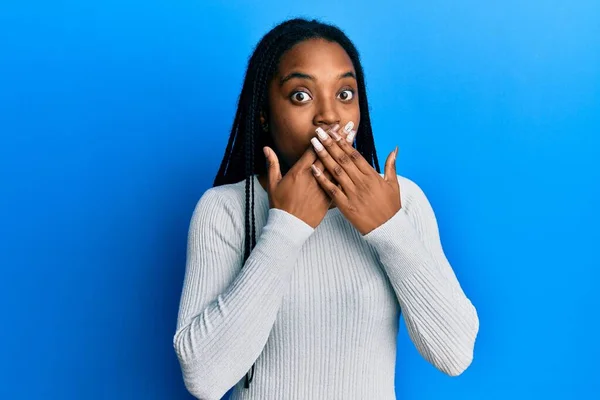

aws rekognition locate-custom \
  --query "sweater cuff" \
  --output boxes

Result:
[362,207,426,282]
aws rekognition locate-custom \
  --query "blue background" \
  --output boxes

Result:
[1,1,598,399]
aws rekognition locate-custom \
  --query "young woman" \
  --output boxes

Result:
[173,18,479,400]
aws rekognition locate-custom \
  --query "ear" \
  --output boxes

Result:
[259,110,266,126]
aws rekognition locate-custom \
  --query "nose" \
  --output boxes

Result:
[313,97,340,130]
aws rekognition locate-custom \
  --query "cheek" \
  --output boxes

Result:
[270,96,310,136]
[354,101,361,129]
[344,104,361,129]
[270,112,313,160]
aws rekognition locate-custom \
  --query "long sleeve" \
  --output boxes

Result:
[172,189,314,400]
[363,175,479,377]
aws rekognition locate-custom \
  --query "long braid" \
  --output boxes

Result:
[242,26,291,260]
[210,18,382,390]
[242,30,296,387]
[241,32,283,386]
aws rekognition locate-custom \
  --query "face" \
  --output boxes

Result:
[263,38,360,171]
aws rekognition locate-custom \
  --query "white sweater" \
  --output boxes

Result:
[173,173,479,400]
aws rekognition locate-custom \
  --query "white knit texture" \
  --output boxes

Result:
[173,174,479,400]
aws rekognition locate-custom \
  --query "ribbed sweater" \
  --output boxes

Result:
[173,173,479,400]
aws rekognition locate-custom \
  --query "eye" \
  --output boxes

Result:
[290,91,312,103]
[337,89,354,101]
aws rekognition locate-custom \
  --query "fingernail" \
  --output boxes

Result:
[331,124,340,132]
[331,130,342,141]
[311,164,321,176]
[263,147,269,158]
[394,146,399,160]
[346,129,356,144]
[311,137,324,152]
[343,121,354,133]
[315,127,329,141]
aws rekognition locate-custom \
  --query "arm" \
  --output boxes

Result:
[363,175,479,376]
[173,189,314,399]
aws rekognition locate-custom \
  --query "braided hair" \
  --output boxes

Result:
[212,17,381,389]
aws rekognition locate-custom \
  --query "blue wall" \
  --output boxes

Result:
[1,1,598,399]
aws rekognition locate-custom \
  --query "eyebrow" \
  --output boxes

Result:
[279,71,357,86]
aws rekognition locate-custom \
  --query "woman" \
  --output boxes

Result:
[173,18,479,400]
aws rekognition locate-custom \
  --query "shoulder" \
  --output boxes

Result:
[377,173,431,204]
[189,179,249,234]
[377,172,436,219]
[396,174,429,203]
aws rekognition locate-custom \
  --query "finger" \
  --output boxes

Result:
[341,121,356,144]
[336,125,353,144]
[345,128,356,145]
[325,122,348,140]
[328,128,373,176]
[341,120,358,148]
[312,132,356,194]
[317,126,369,182]
[311,123,352,191]
[318,125,346,187]
[311,163,349,207]
[314,159,336,184]
[314,159,325,175]
[384,146,398,184]
[263,146,282,192]
[328,124,350,175]
[291,143,320,175]
[290,124,345,179]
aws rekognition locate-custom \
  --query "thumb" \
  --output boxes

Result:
[384,146,398,184]
[264,146,282,192]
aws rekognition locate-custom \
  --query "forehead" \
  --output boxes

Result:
[276,38,355,78]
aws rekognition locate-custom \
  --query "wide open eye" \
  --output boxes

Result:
[290,91,312,103]
[337,89,354,102]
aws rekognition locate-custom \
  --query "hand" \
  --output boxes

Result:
[310,124,354,188]
[263,125,352,229]
[309,122,402,235]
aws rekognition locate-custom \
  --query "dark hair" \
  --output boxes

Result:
[212,17,381,389]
